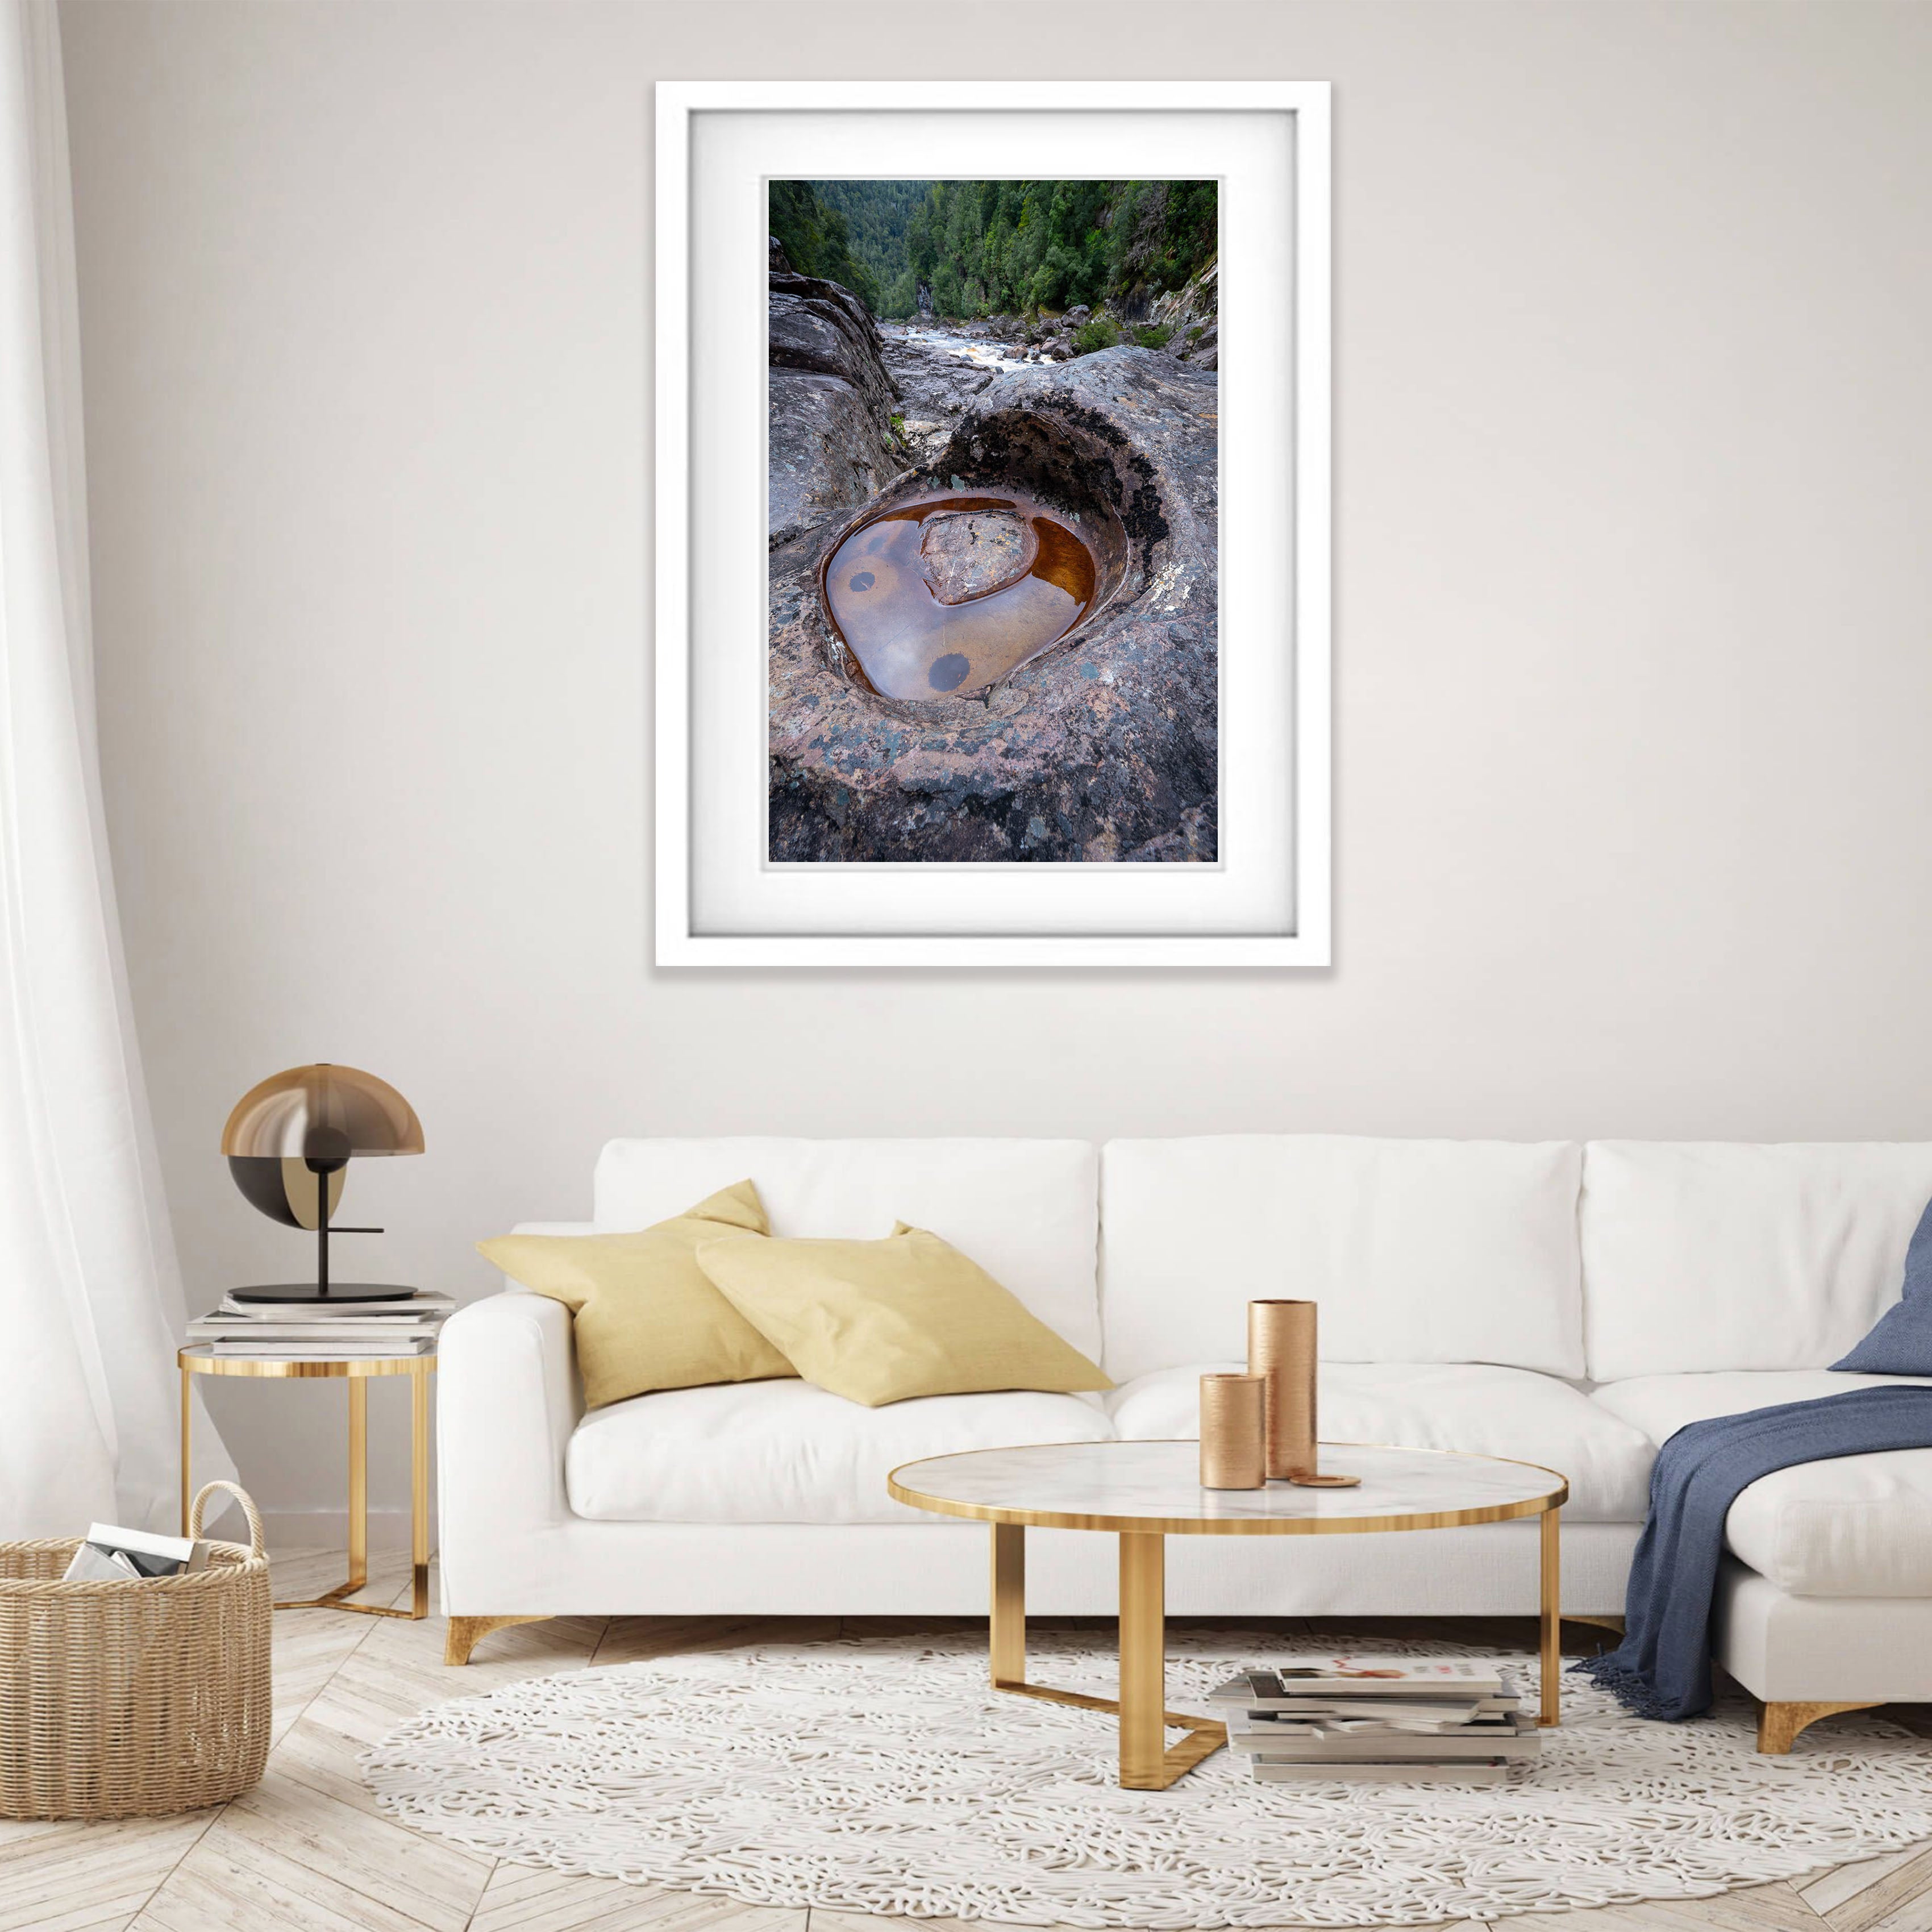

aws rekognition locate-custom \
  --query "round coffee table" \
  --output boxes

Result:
[888,1439,1568,1790]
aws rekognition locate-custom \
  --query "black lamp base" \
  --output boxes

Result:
[228,1283,423,1306]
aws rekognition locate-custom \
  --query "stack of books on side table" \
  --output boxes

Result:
[185,1292,454,1359]
[1208,1659,1539,1784]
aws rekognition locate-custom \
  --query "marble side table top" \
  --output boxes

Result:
[889,1439,1567,1535]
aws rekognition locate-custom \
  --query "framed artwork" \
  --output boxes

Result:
[656,81,1329,967]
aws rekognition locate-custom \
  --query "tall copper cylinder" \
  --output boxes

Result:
[1248,1299,1318,1481]
[1198,1373,1266,1489]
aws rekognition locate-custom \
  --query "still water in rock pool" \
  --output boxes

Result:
[822,493,1096,700]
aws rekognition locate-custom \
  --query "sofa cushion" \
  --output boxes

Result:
[594,1139,1101,1360]
[696,1226,1110,1407]
[1099,1137,1584,1382]
[1834,1194,1932,1373]
[565,1379,1113,1523]
[478,1182,790,1408]
[1592,1371,1932,1596]
[1105,1361,1651,1521]
[1580,1142,1932,1380]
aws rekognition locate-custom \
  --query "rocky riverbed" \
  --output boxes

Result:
[876,326,1007,465]
[767,245,1218,863]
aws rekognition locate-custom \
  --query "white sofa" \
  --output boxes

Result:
[438,1136,1932,1749]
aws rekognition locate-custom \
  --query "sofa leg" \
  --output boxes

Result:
[1756,1699,1882,1754]
[445,1614,549,1665]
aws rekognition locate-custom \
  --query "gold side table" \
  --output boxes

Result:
[178,1349,434,1618]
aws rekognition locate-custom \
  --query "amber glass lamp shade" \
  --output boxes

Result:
[222,1064,424,1303]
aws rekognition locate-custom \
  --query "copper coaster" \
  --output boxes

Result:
[1286,1472,1363,1488]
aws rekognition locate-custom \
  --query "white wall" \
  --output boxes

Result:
[58,0,1932,1528]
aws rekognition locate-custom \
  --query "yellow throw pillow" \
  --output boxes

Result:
[692,1223,1110,1408]
[477,1181,793,1408]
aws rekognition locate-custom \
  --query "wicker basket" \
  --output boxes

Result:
[0,1481,272,1819]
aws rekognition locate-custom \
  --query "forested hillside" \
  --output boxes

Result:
[767,180,882,311]
[769,179,1217,322]
[811,181,929,303]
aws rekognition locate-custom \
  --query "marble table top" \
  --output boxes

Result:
[888,1439,1567,1534]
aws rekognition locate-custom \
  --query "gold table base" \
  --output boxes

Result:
[179,1350,434,1619]
[992,1523,1226,1788]
[987,1506,1563,1791]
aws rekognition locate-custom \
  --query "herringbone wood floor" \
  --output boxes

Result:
[5,1550,1930,1932]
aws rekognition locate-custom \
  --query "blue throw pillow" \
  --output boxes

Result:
[1833,1192,1932,1373]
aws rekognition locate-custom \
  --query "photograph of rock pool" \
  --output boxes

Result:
[768,178,1219,864]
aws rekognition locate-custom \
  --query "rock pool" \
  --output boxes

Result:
[820,489,1096,699]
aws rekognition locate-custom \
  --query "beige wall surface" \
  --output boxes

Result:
[59,0,1932,1525]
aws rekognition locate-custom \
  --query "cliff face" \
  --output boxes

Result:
[1150,261,1218,371]
[766,247,905,550]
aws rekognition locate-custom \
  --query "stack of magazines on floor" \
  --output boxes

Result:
[185,1291,453,1359]
[1208,1656,1538,1784]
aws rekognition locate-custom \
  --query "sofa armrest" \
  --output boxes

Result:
[437,1288,582,1612]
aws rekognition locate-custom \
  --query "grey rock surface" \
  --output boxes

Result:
[769,371,902,552]
[876,327,1005,463]
[769,289,898,434]
[767,269,902,551]
[1153,262,1219,370]
[769,346,1219,862]
[1175,319,1218,372]
[879,331,993,415]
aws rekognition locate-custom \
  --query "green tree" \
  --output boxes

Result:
[1009,195,1046,308]
[881,267,920,319]
[809,180,930,293]
[770,177,1218,323]
[943,185,980,276]
[767,181,880,311]
[1031,243,1080,310]
[905,199,936,282]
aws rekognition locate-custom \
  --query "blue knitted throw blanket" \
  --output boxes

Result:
[1575,1385,1932,1721]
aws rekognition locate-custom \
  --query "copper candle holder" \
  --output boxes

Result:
[1247,1298,1360,1488]
[1198,1373,1266,1489]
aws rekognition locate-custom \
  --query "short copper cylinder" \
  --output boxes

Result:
[1247,1298,1318,1481]
[1198,1373,1267,1490]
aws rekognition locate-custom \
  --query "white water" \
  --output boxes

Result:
[890,325,1050,372]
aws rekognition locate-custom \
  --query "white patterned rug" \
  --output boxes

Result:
[363,1630,1932,1927]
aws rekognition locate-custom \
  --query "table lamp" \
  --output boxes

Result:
[222,1063,425,1304]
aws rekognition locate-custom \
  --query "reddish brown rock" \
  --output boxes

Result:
[917,510,1038,605]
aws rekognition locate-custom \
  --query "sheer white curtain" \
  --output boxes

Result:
[0,0,229,1535]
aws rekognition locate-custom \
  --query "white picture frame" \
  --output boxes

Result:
[656,81,1330,968]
